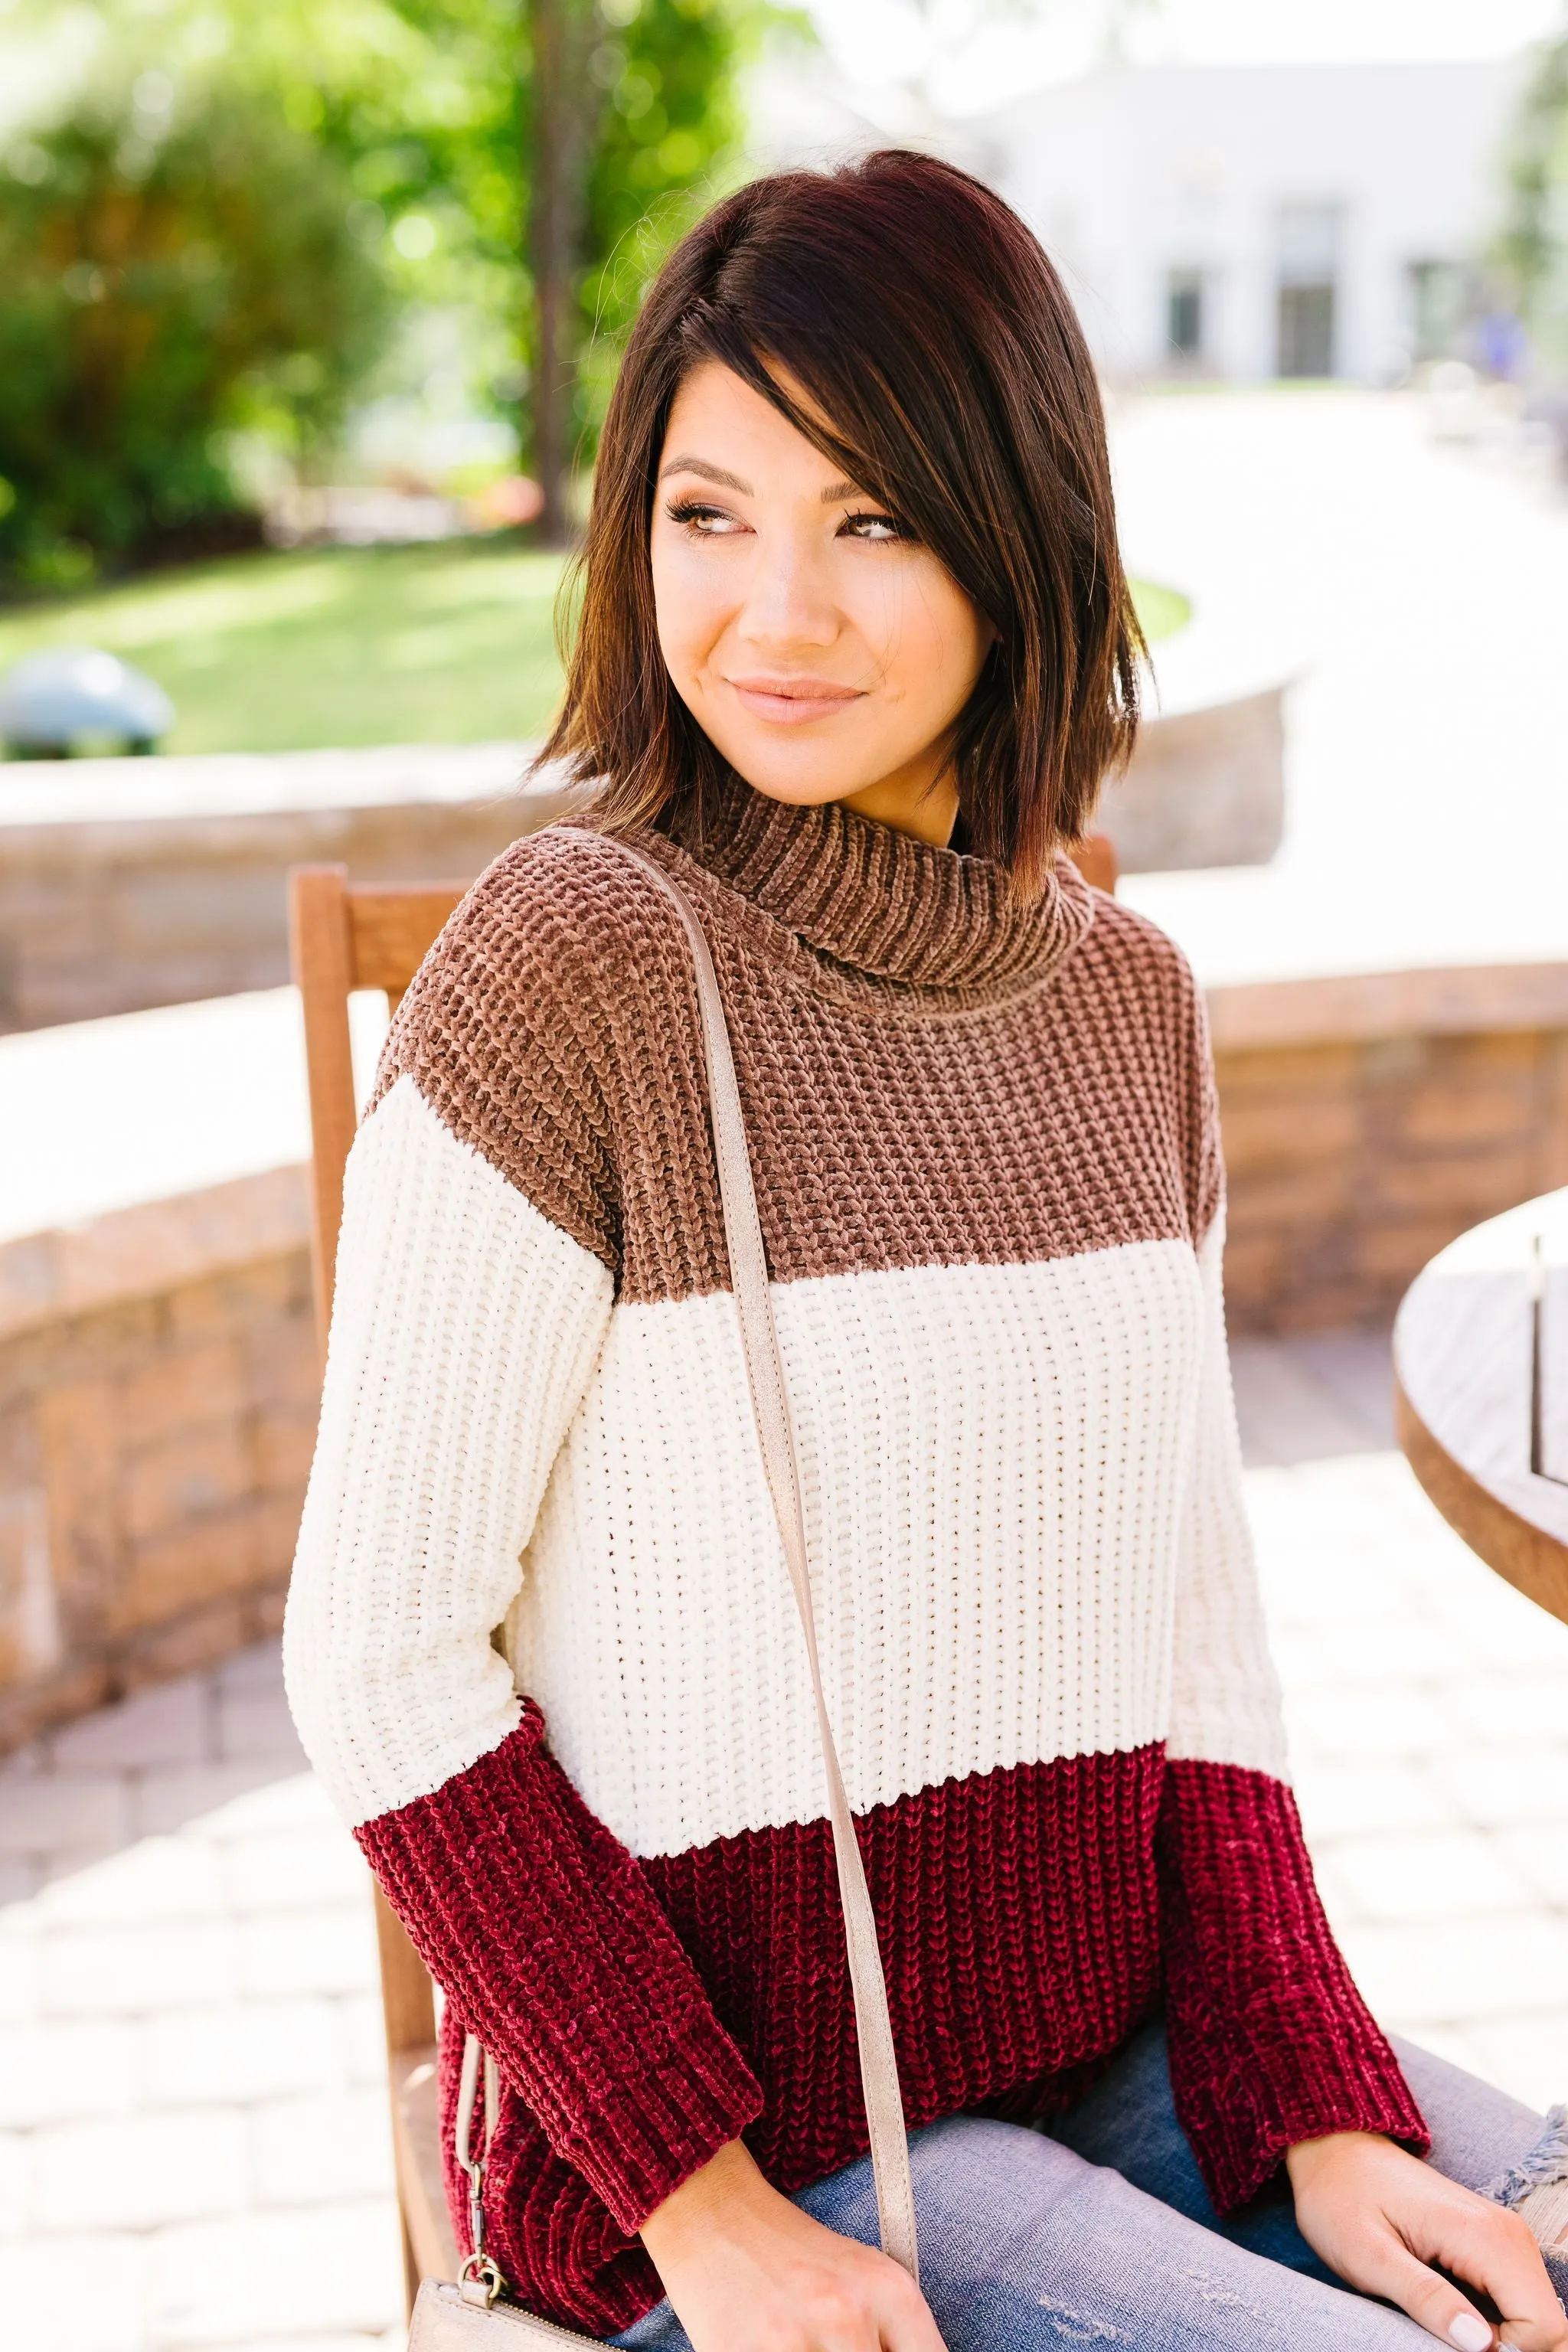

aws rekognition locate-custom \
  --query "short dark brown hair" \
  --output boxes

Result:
[542,148,1142,893]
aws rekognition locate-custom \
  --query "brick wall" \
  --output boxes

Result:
[1211,966,1568,1332]
[0,1171,314,1748]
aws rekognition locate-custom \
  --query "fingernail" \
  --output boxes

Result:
[1449,2315,1492,2351]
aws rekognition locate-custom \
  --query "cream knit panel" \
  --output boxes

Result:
[1165,1216,1289,1778]
[508,1239,1208,1859]
[283,1074,614,1827]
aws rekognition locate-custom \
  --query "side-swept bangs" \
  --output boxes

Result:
[541,148,1142,895]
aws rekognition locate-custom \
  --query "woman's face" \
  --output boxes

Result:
[649,360,994,843]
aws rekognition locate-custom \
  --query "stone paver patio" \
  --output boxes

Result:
[2,1328,1567,2352]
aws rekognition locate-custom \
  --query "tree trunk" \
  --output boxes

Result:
[528,0,581,547]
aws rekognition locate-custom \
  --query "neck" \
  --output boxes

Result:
[841,764,959,850]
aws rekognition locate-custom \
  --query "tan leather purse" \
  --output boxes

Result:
[407,839,920,2349]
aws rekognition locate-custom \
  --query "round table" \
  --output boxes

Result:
[1394,1187,1568,1626]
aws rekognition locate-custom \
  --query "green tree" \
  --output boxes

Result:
[0,71,389,583]
[238,0,769,524]
[0,0,776,573]
[579,0,745,432]
[400,0,748,539]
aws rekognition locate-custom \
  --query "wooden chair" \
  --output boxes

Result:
[289,865,472,2311]
[286,829,1119,2310]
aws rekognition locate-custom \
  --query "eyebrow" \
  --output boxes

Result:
[657,456,870,505]
[657,456,752,493]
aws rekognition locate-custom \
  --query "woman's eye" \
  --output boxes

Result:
[665,498,746,537]
[841,511,908,542]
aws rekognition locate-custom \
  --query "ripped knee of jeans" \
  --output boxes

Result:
[1485,2105,1568,2258]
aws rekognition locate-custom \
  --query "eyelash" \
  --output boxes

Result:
[663,496,912,544]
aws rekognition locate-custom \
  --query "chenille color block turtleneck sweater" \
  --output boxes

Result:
[284,779,1426,2333]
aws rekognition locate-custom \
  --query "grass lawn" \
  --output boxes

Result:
[0,541,1191,756]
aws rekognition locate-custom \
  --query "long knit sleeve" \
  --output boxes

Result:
[282,864,763,2239]
[1157,1214,1428,2210]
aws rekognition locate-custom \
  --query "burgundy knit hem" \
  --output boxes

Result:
[1158,1758,1428,2213]
[361,1732,1423,2325]
[355,1709,762,2231]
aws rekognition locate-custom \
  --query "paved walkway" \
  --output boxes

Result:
[0,1642,401,2352]
[3,1329,1567,2352]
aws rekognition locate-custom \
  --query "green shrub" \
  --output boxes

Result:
[0,76,390,588]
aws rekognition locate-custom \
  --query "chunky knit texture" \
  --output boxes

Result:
[285,777,1426,2333]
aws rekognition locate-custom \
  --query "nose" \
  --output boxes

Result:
[734,528,839,655]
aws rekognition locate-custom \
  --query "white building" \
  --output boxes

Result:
[962,57,1531,384]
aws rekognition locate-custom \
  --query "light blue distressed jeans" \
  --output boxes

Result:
[612,2022,1568,2351]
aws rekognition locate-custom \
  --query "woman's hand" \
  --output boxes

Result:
[1286,2131,1567,2352]
[639,2139,946,2352]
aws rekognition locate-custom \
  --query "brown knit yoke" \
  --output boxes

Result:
[377,811,1220,1307]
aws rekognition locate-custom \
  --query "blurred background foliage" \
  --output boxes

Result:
[0,72,388,588]
[0,0,777,590]
[1504,26,1568,377]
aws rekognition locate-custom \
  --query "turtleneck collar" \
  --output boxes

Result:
[664,772,1093,999]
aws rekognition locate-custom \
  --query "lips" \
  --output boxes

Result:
[725,676,864,726]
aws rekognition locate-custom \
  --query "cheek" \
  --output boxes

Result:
[854,560,988,708]
[650,532,718,686]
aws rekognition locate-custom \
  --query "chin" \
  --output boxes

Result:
[715,737,877,811]
[735,771,867,810]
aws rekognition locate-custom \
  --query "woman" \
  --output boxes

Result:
[284,152,1568,2352]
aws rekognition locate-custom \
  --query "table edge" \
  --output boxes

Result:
[1393,1371,1568,1626]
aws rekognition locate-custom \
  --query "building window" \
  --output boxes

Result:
[1167,268,1204,360]
[1276,201,1341,377]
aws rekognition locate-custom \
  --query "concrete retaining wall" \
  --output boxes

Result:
[1097,684,1285,874]
[0,697,1284,1034]
[0,746,575,1034]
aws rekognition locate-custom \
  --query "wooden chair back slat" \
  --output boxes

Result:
[288,867,359,1344]
[1070,832,1119,897]
[348,883,466,998]
[286,828,1117,2309]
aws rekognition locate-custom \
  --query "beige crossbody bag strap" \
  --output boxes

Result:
[613,840,920,2278]
[436,840,918,2345]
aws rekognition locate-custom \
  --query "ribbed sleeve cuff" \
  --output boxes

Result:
[1158,1758,1429,2213]
[356,1708,763,2231]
